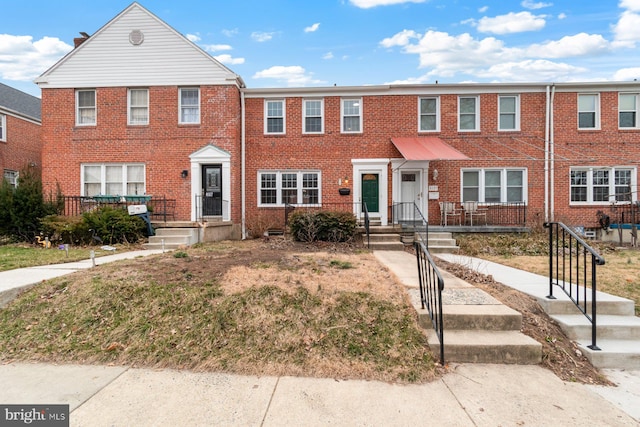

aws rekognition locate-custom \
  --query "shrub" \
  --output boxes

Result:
[288,210,357,242]
[82,206,147,245]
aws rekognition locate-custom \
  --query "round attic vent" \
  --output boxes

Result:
[129,30,144,45]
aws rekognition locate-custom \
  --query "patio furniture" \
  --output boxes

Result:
[440,201,462,226]
[463,201,488,226]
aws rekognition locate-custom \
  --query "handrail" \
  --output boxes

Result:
[544,222,605,350]
[362,202,370,249]
[391,202,429,247]
[414,239,445,364]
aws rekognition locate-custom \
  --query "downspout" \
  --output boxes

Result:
[550,84,556,222]
[545,85,550,223]
[241,90,247,239]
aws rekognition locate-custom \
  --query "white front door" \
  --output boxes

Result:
[400,171,421,220]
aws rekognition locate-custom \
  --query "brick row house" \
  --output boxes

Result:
[35,3,640,240]
[0,83,42,188]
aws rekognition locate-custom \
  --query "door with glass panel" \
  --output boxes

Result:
[202,164,222,216]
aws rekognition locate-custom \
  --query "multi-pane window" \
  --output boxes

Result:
[619,93,639,128]
[0,114,5,141]
[82,164,145,197]
[76,90,96,125]
[3,170,18,188]
[128,89,149,125]
[179,88,200,124]
[419,97,439,132]
[570,167,636,204]
[578,94,599,129]
[303,99,323,133]
[499,95,519,131]
[265,100,285,134]
[341,98,362,133]
[258,171,320,206]
[462,169,526,203]
[459,96,479,131]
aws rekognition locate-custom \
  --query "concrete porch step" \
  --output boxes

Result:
[551,314,640,341]
[575,339,640,369]
[539,293,636,316]
[439,304,522,331]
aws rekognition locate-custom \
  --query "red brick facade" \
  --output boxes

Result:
[0,112,41,180]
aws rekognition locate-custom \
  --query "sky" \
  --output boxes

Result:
[1,0,640,98]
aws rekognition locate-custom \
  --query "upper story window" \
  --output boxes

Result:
[578,93,599,130]
[258,170,320,206]
[458,96,479,131]
[570,167,636,204]
[265,99,285,134]
[128,89,149,125]
[419,97,439,132]
[76,90,96,126]
[619,93,639,129]
[498,95,519,131]
[341,98,362,133]
[82,163,145,197]
[303,99,324,134]
[179,88,200,124]
[3,170,18,188]
[462,168,526,203]
[0,114,5,141]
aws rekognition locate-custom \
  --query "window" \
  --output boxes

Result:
[3,170,18,188]
[419,97,439,132]
[578,94,599,129]
[303,99,324,133]
[0,114,5,141]
[258,171,320,206]
[128,89,149,125]
[341,98,362,133]
[76,90,96,125]
[619,93,639,128]
[265,100,285,134]
[499,95,519,131]
[570,167,636,204]
[82,164,145,197]
[459,96,479,131]
[179,88,200,124]
[462,169,526,203]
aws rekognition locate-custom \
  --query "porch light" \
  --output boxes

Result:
[432,169,438,181]
[181,170,188,178]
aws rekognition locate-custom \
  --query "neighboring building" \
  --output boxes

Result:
[0,83,42,188]
[36,2,640,238]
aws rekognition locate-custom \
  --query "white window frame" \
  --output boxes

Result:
[498,94,520,131]
[75,89,96,126]
[81,163,146,197]
[179,87,200,124]
[458,96,480,132]
[258,170,321,207]
[341,98,362,133]
[418,96,440,132]
[578,93,600,130]
[461,168,527,204]
[264,99,285,134]
[3,169,18,188]
[303,99,324,134]
[0,114,5,141]
[128,88,149,125]
[570,166,637,205]
[619,92,639,129]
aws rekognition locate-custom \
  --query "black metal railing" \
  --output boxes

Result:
[195,195,229,221]
[545,222,605,350]
[58,195,169,217]
[479,202,527,226]
[363,202,370,249]
[391,202,429,246]
[414,239,445,364]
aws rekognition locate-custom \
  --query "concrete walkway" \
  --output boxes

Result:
[0,249,638,425]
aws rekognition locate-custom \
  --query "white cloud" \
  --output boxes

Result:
[619,0,640,12]
[349,0,426,9]
[613,67,640,80]
[521,0,553,10]
[526,33,610,58]
[305,23,321,33]
[253,65,325,86]
[558,13,567,19]
[251,32,275,42]
[323,52,334,59]
[214,54,245,65]
[477,12,546,34]
[613,10,640,48]
[202,44,233,52]
[380,29,420,48]
[186,33,201,42]
[478,6,489,13]
[476,60,586,81]
[222,28,239,38]
[0,34,72,81]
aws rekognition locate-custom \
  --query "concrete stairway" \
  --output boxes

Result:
[424,231,459,253]
[363,226,459,253]
[143,227,198,250]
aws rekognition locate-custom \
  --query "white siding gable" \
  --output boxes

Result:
[35,3,241,89]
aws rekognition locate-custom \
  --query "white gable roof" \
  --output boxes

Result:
[35,2,243,88]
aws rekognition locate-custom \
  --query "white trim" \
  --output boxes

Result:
[577,93,600,130]
[302,98,324,134]
[460,168,528,204]
[569,166,637,205]
[391,159,429,222]
[618,92,639,129]
[179,87,201,124]
[0,114,5,141]
[75,89,96,126]
[341,97,363,134]
[264,99,286,135]
[498,94,520,132]
[189,144,232,221]
[352,158,389,225]
[128,88,149,125]
[257,170,322,207]
[458,95,480,132]
[80,163,146,196]
[417,96,440,132]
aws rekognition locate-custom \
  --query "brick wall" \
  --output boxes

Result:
[0,113,42,178]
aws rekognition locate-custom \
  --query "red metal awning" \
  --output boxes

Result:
[391,137,470,161]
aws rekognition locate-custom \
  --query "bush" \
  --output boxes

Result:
[288,210,357,242]
[82,206,147,245]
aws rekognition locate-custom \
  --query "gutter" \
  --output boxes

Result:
[545,86,550,223]
[550,85,556,222]
[241,90,247,239]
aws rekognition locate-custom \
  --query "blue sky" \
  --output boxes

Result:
[2,0,640,98]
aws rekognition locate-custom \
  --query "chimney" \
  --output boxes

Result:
[73,32,90,48]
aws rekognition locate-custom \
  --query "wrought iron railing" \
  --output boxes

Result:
[545,222,605,350]
[195,195,229,222]
[477,202,527,226]
[414,239,445,364]
[363,202,370,249]
[58,195,166,217]
[391,202,429,247]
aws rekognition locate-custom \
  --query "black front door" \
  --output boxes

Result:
[202,164,222,216]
